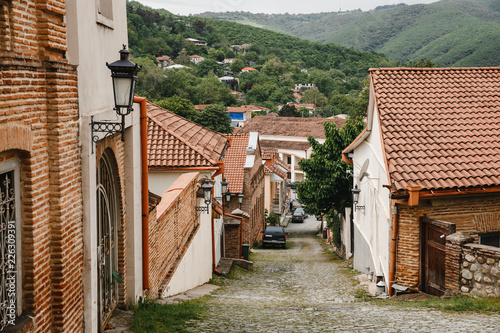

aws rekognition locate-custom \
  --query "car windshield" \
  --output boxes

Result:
[265,226,283,232]
[294,208,304,215]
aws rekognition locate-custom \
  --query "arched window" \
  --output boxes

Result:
[96,149,120,331]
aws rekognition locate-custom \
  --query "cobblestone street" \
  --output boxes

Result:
[190,216,500,332]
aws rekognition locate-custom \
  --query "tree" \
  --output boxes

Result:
[302,87,327,107]
[175,48,191,66]
[155,95,196,120]
[295,118,365,215]
[197,58,222,77]
[194,104,233,134]
[279,104,300,117]
[230,58,245,73]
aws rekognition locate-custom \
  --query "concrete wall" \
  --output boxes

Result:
[163,203,213,297]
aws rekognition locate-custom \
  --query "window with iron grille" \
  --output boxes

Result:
[0,160,21,329]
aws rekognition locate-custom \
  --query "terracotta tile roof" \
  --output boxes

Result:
[238,115,345,138]
[148,191,162,212]
[224,134,250,193]
[264,161,288,180]
[370,67,500,191]
[227,105,269,113]
[194,104,211,111]
[147,102,228,169]
[261,147,278,160]
[260,139,311,151]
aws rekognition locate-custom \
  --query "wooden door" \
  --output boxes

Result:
[421,221,447,296]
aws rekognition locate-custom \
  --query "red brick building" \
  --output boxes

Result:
[1,0,143,331]
[224,133,265,252]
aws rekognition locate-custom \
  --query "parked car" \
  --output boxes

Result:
[262,226,287,248]
[291,208,306,223]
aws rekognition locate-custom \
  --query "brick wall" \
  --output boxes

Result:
[147,173,199,298]
[241,157,265,246]
[396,194,500,290]
[0,1,85,331]
[224,221,241,259]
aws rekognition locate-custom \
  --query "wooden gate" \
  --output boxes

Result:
[420,217,455,296]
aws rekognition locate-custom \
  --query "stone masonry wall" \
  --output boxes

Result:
[396,194,500,290]
[459,244,500,297]
[147,173,198,298]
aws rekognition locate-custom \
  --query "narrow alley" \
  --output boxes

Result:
[190,215,500,332]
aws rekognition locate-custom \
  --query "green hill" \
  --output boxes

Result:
[198,0,500,67]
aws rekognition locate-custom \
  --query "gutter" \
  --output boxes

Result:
[134,96,150,291]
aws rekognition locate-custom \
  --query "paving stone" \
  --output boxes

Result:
[189,217,500,332]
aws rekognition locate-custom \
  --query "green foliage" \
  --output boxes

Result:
[133,299,205,332]
[296,118,365,215]
[301,87,327,107]
[194,104,233,134]
[328,213,341,248]
[156,95,196,119]
[196,58,223,77]
[278,104,300,117]
[230,58,245,73]
[265,209,280,226]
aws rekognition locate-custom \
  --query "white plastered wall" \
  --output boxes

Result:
[351,106,391,282]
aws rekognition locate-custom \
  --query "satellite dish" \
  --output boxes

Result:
[359,159,369,182]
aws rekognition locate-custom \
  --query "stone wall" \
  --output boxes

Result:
[446,232,500,297]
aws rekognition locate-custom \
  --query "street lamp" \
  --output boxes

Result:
[238,193,244,209]
[196,179,213,214]
[106,45,141,116]
[351,185,365,214]
[91,45,141,151]
[221,178,228,197]
[225,189,232,207]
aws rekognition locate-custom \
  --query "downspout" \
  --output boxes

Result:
[388,202,399,296]
[135,96,150,290]
[211,161,224,275]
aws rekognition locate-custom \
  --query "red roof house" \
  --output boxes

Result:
[342,67,500,297]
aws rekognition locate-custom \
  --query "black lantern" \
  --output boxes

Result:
[91,45,141,151]
[351,185,365,214]
[106,45,141,116]
[238,193,244,209]
[196,179,213,214]
[202,179,213,205]
[221,178,229,196]
[225,189,232,203]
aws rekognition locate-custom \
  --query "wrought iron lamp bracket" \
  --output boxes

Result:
[90,115,125,153]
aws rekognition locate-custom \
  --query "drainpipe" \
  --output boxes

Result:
[388,203,399,296]
[211,162,224,275]
[134,96,150,290]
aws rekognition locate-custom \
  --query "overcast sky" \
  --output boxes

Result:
[135,0,440,16]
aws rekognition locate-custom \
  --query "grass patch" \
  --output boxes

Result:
[400,296,500,313]
[132,298,206,332]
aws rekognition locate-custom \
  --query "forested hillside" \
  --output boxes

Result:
[199,0,500,67]
[126,1,397,122]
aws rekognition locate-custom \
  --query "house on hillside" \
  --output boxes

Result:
[156,55,172,68]
[190,55,205,64]
[147,102,228,296]
[262,148,289,221]
[224,133,266,255]
[227,105,269,127]
[342,67,500,297]
[295,83,316,90]
[242,67,258,72]
[237,116,346,183]
[186,38,207,46]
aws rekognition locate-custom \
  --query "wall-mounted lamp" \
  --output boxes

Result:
[225,189,232,207]
[238,193,244,209]
[351,185,365,214]
[196,179,213,214]
[91,45,141,152]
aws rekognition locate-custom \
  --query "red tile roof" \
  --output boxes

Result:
[237,115,346,138]
[371,67,500,191]
[261,147,278,160]
[224,134,250,193]
[147,102,228,169]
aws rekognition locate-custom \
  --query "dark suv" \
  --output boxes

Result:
[262,226,287,248]
[291,208,306,223]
